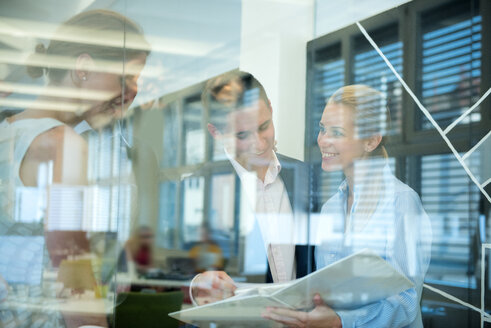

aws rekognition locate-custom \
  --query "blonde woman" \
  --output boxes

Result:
[263,85,432,328]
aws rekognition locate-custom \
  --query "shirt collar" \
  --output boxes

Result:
[225,149,282,186]
[337,160,393,199]
[264,152,281,186]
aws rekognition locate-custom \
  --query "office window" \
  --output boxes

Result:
[155,80,242,257]
[161,102,180,168]
[420,152,481,287]
[87,186,111,232]
[308,44,345,209]
[183,97,205,165]
[180,176,205,245]
[84,124,134,235]
[419,2,482,130]
[157,181,178,249]
[209,172,237,258]
[46,186,85,231]
[353,24,403,137]
[309,43,344,153]
[307,0,489,325]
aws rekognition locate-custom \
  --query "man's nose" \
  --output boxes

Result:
[254,132,268,148]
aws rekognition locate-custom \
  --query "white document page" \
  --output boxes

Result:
[170,249,414,327]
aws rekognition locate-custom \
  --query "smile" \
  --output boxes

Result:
[322,152,338,158]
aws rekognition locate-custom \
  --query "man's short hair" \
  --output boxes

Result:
[201,70,270,131]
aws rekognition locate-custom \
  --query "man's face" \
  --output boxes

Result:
[224,99,275,166]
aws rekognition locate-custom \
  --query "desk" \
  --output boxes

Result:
[1,297,112,328]
[114,274,191,288]
[45,270,192,288]
[2,297,112,315]
[2,295,192,327]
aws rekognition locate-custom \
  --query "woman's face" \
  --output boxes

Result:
[82,54,147,129]
[317,103,366,173]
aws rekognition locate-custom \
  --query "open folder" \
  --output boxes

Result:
[170,249,414,327]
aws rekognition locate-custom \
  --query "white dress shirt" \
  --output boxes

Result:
[189,151,298,305]
[228,151,296,282]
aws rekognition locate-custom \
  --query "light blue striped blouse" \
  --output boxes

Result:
[315,163,432,328]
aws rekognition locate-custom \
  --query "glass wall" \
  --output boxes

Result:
[0,0,489,327]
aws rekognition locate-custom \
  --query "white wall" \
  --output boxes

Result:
[315,0,412,36]
[240,0,315,161]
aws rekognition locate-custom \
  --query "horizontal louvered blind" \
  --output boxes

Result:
[310,44,344,151]
[354,24,403,137]
[421,152,480,287]
[420,1,481,130]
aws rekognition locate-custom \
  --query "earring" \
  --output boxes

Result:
[81,75,87,81]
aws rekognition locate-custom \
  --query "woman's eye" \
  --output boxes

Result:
[319,125,326,134]
[333,130,344,137]
[236,131,251,140]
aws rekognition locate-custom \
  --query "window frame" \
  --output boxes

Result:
[305,0,491,323]
[146,72,242,259]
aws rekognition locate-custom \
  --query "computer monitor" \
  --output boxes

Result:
[166,257,195,276]
[0,236,45,285]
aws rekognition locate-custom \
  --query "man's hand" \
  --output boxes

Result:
[191,271,237,305]
[262,293,342,328]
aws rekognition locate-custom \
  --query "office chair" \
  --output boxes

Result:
[114,291,184,328]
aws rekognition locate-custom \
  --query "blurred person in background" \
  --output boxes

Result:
[121,225,155,274]
[189,223,224,273]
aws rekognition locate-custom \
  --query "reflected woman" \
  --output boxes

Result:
[0,9,149,190]
[263,85,432,328]
[0,9,149,328]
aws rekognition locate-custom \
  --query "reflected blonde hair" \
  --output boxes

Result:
[327,85,391,232]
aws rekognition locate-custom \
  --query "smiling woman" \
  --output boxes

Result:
[318,85,389,175]
[264,85,432,328]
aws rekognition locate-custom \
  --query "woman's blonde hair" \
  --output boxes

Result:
[327,84,391,232]
[27,9,150,82]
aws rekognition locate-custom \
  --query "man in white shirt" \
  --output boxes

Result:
[190,71,311,306]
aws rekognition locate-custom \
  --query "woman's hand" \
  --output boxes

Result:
[262,293,342,328]
[191,271,237,305]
